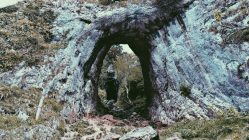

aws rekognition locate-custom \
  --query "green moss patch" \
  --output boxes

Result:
[180,85,191,97]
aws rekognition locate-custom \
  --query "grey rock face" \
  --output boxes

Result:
[120,126,158,140]
[0,0,248,125]
[0,125,60,140]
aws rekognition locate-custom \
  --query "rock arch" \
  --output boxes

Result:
[83,33,155,114]
[1,0,249,125]
[77,16,165,119]
[64,2,186,120]
[48,1,249,124]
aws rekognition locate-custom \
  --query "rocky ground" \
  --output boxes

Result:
[0,84,156,139]
[0,84,249,139]
[0,83,149,138]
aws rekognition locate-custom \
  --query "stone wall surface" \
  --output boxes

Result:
[0,0,248,125]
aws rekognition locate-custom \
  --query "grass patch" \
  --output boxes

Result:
[99,0,111,5]
[57,120,66,136]
[0,84,62,127]
[160,115,249,139]
[0,115,22,130]
[70,120,94,136]
[0,84,41,115]
[0,0,67,72]
[111,127,129,135]
[44,98,63,113]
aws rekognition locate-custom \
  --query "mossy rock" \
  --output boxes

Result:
[111,127,128,135]
[180,85,191,97]
[224,27,249,44]
[70,120,90,135]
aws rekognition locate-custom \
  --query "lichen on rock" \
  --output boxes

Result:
[0,0,248,139]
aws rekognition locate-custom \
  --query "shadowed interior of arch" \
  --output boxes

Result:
[97,44,150,119]
[82,33,156,120]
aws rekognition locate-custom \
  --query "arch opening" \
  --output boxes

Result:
[97,44,149,119]
[83,33,156,121]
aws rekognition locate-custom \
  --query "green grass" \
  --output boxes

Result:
[160,115,249,140]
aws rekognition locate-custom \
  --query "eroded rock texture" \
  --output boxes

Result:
[0,0,249,125]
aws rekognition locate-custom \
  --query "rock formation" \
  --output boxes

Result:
[0,0,249,126]
[120,126,158,140]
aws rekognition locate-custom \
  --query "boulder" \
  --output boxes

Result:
[120,126,158,140]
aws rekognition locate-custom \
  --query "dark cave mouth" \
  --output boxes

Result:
[96,44,150,119]
[83,33,156,120]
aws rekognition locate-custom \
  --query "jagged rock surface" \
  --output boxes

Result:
[0,0,248,125]
[120,126,158,140]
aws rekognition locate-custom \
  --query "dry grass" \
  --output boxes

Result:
[224,27,249,44]
[44,98,64,113]
[0,115,22,130]
[0,0,67,72]
[159,114,249,140]
[57,120,66,135]
[0,84,41,115]
[0,84,63,129]
[69,120,93,136]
